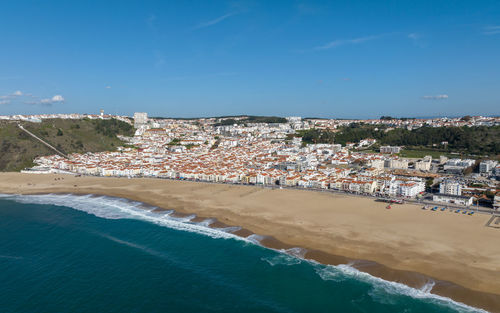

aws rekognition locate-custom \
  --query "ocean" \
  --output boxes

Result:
[0,194,487,313]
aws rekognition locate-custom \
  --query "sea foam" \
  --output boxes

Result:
[0,193,245,241]
[262,254,302,267]
[314,263,487,313]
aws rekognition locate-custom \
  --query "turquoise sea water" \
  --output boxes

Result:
[0,194,487,313]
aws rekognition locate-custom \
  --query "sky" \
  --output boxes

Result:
[0,0,499,118]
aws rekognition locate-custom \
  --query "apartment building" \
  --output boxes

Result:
[439,179,463,196]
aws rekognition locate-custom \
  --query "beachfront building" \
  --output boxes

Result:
[432,194,474,206]
[398,182,425,197]
[378,178,424,198]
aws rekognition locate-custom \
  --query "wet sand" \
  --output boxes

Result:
[1,173,499,312]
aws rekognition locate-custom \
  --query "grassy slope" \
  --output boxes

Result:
[398,149,459,159]
[0,119,134,171]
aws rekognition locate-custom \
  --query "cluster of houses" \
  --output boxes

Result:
[34,127,428,199]
[23,113,498,207]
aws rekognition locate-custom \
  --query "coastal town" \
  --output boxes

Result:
[3,2,500,312]
[12,112,498,211]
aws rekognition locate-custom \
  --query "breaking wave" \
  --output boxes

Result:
[314,263,487,313]
[0,193,245,241]
[262,254,302,267]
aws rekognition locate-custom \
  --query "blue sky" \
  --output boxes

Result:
[0,0,499,118]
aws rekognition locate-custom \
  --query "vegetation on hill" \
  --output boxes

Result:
[294,129,336,145]
[296,125,500,157]
[214,116,287,126]
[151,115,289,123]
[0,119,134,171]
[380,116,416,121]
[90,118,134,137]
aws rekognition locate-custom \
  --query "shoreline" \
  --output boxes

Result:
[1,173,499,312]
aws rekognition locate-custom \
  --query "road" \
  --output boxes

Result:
[17,124,69,159]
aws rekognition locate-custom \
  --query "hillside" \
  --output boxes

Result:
[296,125,500,158]
[214,116,288,126]
[0,119,134,171]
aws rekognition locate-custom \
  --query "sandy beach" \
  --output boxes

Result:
[1,172,499,311]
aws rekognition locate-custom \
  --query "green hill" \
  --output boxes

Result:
[296,125,500,158]
[0,118,134,171]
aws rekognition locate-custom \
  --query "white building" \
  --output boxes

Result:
[386,159,408,170]
[439,180,463,196]
[399,182,425,197]
[380,146,401,154]
[286,116,302,123]
[432,194,473,206]
[381,179,424,198]
[443,159,475,174]
[415,159,431,171]
[369,159,385,170]
[133,112,148,128]
[479,160,498,174]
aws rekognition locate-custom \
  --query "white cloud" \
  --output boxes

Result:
[52,95,64,102]
[40,95,65,105]
[193,12,238,30]
[313,34,387,51]
[422,94,448,100]
[0,90,23,99]
[105,86,112,89]
[0,90,64,105]
[408,32,426,48]
[408,33,419,40]
[483,26,500,35]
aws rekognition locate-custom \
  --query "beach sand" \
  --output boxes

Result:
[1,172,499,311]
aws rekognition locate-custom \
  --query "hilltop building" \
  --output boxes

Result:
[133,112,148,128]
